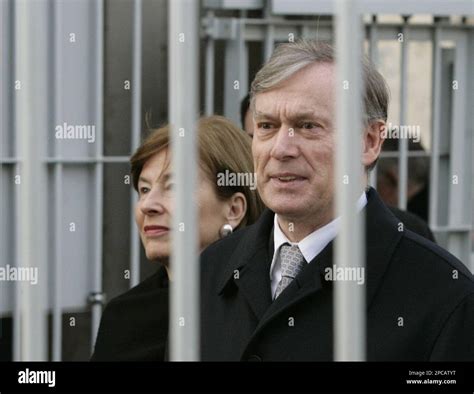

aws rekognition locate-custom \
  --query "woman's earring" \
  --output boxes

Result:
[219,223,233,238]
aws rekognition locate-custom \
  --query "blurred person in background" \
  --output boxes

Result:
[377,138,430,222]
[91,115,263,361]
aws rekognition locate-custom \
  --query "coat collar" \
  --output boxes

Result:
[216,187,403,323]
[216,207,275,319]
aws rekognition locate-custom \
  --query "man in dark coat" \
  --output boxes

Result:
[199,40,473,361]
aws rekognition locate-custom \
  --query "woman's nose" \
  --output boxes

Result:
[140,187,166,215]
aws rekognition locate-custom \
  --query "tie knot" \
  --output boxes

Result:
[279,244,305,279]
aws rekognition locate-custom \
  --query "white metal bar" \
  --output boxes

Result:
[223,19,248,124]
[91,0,104,354]
[169,0,200,361]
[52,0,63,362]
[205,10,215,115]
[263,1,274,61]
[11,0,21,362]
[45,156,130,163]
[14,0,49,361]
[209,18,461,43]
[334,0,366,361]
[398,22,409,210]
[447,31,471,266]
[271,0,474,16]
[130,0,142,289]
[53,164,63,361]
[468,29,474,272]
[429,27,442,229]
[368,16,378,189]
[447,32,467,227]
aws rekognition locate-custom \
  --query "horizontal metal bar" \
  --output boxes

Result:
[0,150,435,164]
[45,156,130,164]
[0,158,19,164]
[431,225,472,232]
[271,0,474,16]
[203,0,263,9]
[378,151,431,159]
[1,156,131,164]
[205,16,473,29]
[204,17,472,41]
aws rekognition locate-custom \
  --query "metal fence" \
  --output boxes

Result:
[0,0,472,361]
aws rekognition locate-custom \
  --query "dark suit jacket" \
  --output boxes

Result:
[388,206,435,242]
[200,188,474,361]
[90,265,169,361]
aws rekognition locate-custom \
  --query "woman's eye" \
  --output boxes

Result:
[139,187,150,195]
[164,183,174,191]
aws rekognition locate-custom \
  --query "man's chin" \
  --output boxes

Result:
[269,203,306,220]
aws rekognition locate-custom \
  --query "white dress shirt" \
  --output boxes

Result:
[269,192,368,298]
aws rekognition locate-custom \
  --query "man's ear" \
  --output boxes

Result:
[224,192,247,229]
[362,120,385,168]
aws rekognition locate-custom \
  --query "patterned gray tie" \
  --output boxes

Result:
[274,244,306,299]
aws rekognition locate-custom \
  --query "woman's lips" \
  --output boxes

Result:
[144,225,169,237]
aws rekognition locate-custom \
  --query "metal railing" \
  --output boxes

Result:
[1,0,472,361]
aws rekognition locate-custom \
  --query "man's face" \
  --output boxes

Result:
[252,62,336,227]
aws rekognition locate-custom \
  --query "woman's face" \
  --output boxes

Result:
[135,149,231,261]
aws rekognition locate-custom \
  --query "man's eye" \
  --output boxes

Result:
[258,122,273,130]
[301,122,318,130]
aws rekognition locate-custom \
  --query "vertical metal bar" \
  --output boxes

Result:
[223,19,248,124]
[205,10,215,116]
[263,1,274,61]
[398,21,409,210]
[91,0,104,353]
[53,166,63,361]
[14,0,48,361]
[468,29,474,273]
[10,0,21,362]
[429,27,441,229]
[0,0,12,353]
[334,0,366,361]
[130,0,142,288]
[52,0,63,362]
[447,32,470,266]
[169,0,200,361]
[368,15,378,189]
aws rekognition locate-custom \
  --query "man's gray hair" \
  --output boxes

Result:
[250,39,389,124]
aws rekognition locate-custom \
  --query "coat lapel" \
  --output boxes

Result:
[364,187,404,308]
[217,209,275,320]
[250,240,333,338]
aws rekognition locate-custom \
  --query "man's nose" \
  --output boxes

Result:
[140,187,166,215]
[270,126,299,160]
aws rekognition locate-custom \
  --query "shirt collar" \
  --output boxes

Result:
[272,191,368,265]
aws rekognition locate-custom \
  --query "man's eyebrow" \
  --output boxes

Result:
[253,112,279,122]
[289,112,329,123]
[254,111,330,125]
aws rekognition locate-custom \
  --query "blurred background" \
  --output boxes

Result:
[0,0,473,361]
